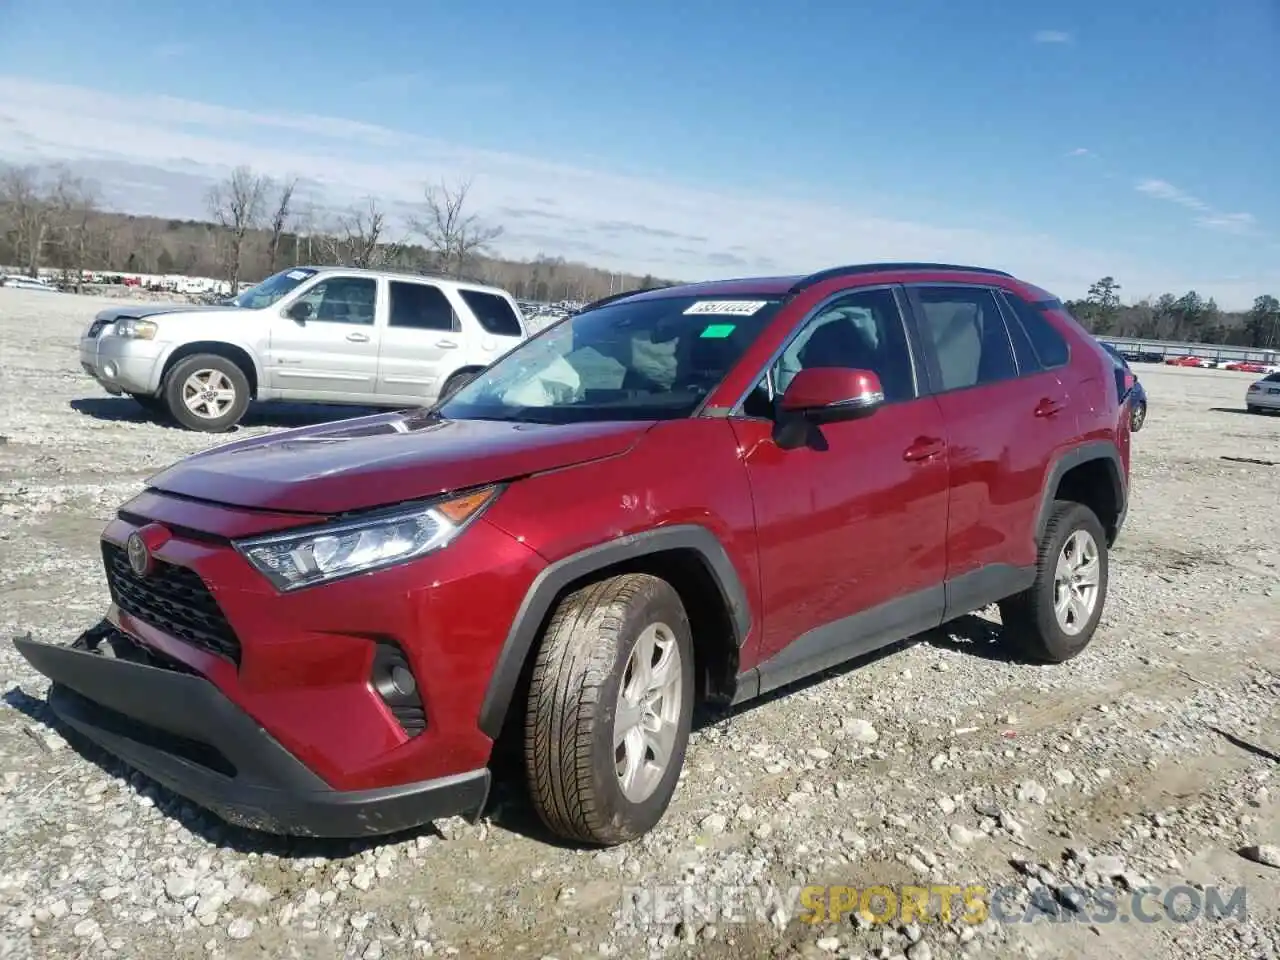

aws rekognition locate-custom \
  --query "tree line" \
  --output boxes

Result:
[2,162,1278,344]
[0,162,672,302]
[1065,277,1279,349]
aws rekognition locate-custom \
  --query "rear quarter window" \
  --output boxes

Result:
[1001,292,1070,368]
[458,289,524,337]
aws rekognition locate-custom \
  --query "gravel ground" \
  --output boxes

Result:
[1,287,1278,960]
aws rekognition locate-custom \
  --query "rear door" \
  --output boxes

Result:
[267,274,382,399]
[375,279,461,404]
[904,284,1078,611]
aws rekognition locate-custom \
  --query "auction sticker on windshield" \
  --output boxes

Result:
[683,300,770,316]
[286,269,314,280]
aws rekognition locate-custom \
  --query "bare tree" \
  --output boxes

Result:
[0,164,52,276]
[320,197,404,268]
[47,166,103,292]
[409,178,503,279]
[205,165,268,290]
[266,176,298,274]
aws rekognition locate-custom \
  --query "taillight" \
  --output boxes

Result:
[1249,384,1261,392]
[1123,371,1136,392]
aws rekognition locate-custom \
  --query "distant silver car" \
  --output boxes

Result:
[78,266,528,432]
[1246,371,1280,413]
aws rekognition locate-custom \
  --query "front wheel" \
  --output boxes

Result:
[163,354,251,432]
[999,501,1109,663]
[524,574,694,846]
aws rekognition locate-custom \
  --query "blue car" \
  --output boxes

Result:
[1100,341,1148,431]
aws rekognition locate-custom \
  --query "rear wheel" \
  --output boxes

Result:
[999,501,1109,663]
[439,367,482,402]
[163,354,251,432]
[524,574,694,846]
[1129,401,1146,431]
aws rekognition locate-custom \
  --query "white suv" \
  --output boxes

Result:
[78,266,529,431]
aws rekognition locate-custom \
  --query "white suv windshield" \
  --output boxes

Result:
[439,295,783,423]
[232,268,318,308]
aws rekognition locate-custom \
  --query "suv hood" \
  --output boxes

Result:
[146,410,651,514]
[95,304,241,322]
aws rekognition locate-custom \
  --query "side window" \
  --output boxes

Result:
[296,277,377,325]
[772,287,917,404]
[911,286,1017,391]
[389,281,457,331]
[1001,292,1070,368]
[458,289,523,337]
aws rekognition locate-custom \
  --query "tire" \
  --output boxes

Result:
[439,368,481,402]
[162,354,251,432]
[524,573,694,846]
[1129,402,1146,432]
[999,501,1109,664]
[1246,405,1262,414]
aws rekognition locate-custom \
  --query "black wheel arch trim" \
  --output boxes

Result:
[477,523,752,740]
[1035,440,1127,543]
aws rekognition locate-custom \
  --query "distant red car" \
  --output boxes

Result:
[1166,355,1207,367]
[1225,361,1267,373]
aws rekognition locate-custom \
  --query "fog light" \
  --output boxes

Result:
[102,361,118,378]
[370,642,425,737]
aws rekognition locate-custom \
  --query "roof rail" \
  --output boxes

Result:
[577,286,670,313]
[789,262,1013,294]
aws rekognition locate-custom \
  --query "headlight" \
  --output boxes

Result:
[234,486,500,592]
[113,318,159,340]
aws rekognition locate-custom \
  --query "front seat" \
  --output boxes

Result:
[798,318,877,371]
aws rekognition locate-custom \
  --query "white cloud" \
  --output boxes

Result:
[1033,30,1073,44]
[1195,212,1256,235]
[0,74,1268,306]
[152,42,191,60]
[1068,147,1095,159]
[1135,178,1258,236]
[1135,178,1209,211]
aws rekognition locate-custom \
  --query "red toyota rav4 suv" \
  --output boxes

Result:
[16,263,1131,846]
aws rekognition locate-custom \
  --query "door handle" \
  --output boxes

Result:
[346,332,370,343]
[903,437,946,462]
[1034,397,1066,418]
[436,339,459,349]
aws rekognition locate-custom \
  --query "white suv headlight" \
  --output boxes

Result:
[113,318,159,340]
[234,486,500,592]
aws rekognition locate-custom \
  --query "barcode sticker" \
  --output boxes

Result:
[683,300,769,316]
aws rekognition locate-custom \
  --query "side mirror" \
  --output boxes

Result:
[780,367,884,424]
[286,300,312,322]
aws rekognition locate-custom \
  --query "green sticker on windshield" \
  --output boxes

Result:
[700,323,736,339]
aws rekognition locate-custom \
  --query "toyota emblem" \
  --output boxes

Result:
[126,532,153,577]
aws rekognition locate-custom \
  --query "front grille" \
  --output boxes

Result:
[102,542,242,666]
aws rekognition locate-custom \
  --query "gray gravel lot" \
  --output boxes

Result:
[1,287,1278,960]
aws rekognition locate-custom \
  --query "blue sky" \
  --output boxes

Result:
[1,0,1278,307]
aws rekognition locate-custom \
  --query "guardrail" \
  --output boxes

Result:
[1097,336,1279,365]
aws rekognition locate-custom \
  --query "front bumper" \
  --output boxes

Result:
[14,624,490,837]
[79,332,167,396]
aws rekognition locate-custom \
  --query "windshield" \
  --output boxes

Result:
[439,294,784,423]
[232,268,318,308]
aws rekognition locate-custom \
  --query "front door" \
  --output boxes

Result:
[730,285,950,693]
[267,274,382,400]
